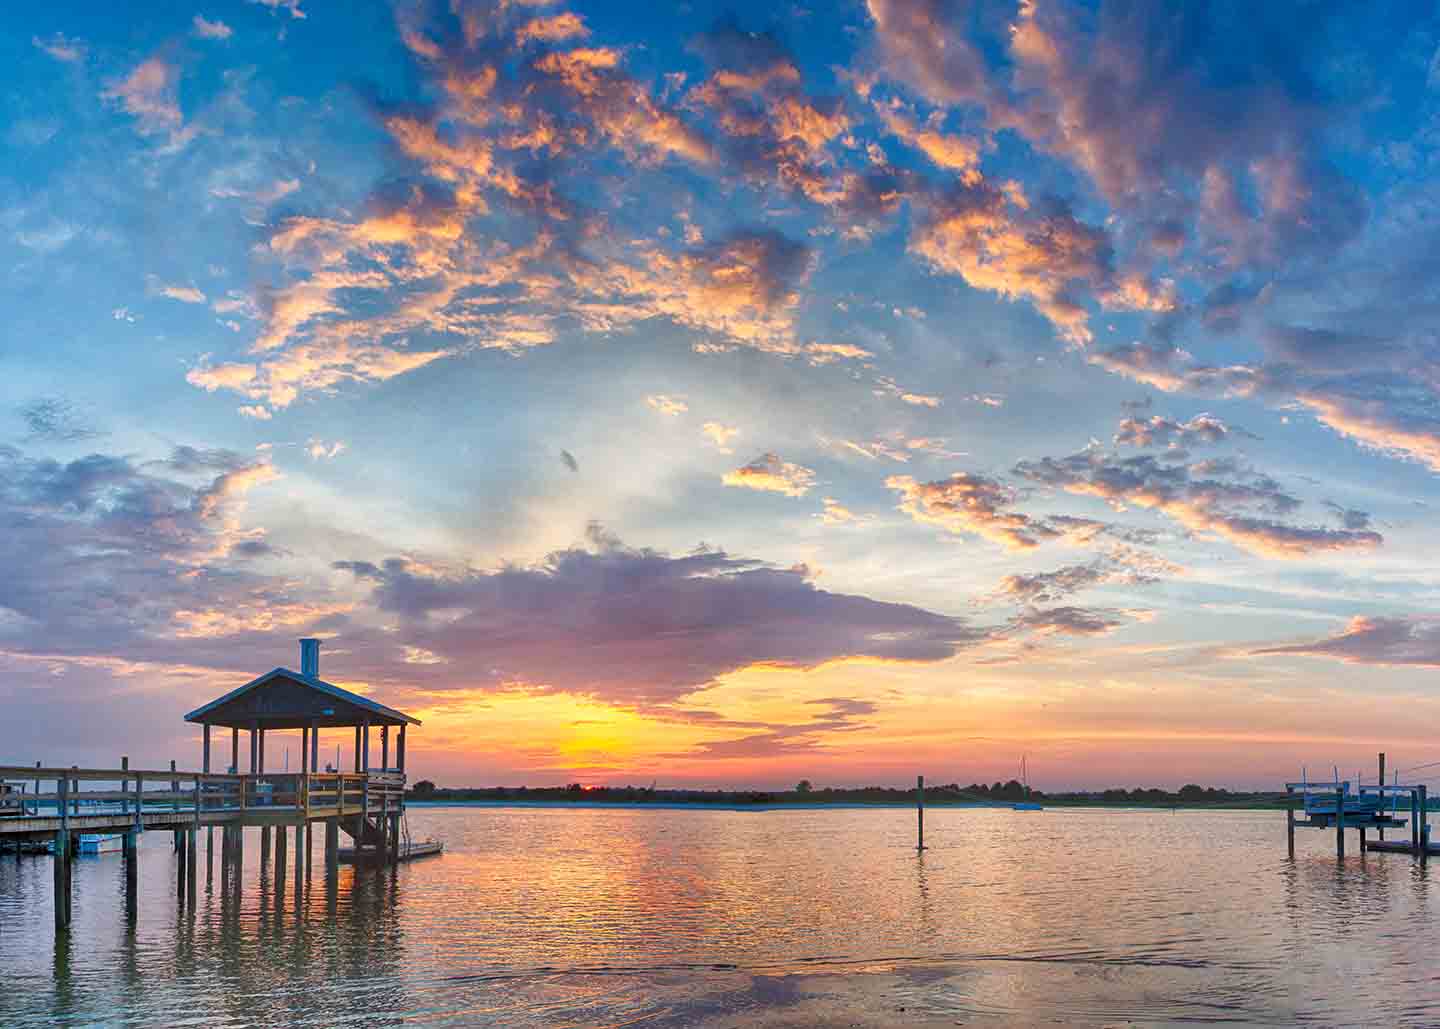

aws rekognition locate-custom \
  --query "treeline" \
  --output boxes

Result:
[407,779,1286,807]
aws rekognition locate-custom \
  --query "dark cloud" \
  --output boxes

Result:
[333,529,983,704]
[19,397,103,443]
[990,545,1181,605]
[1010,606,1129,637]
[559,449,579,473]
[1115,413,1249,449]
[1014,450,1381,558]
[1254,616,1440,667]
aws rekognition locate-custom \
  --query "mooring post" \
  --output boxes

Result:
[170,759,180,851]
[1378,753,1386,842]
[120,756,129,819]
[1335,781,1345,859]
[261,826,272,870]
[1421,785,1429,863]
[176,827,188,900]
[53,827,70,932]
[1413,789,1421,854]
[275,825,288,907]
[917,774,926,851]
[1286,786,1295,858]
[124,830,138,921]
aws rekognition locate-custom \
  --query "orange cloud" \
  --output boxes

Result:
[723,453,816,497]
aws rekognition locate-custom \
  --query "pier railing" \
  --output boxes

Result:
[0,766,399,830]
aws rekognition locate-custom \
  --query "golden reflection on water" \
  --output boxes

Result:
[3,806,1440,1026]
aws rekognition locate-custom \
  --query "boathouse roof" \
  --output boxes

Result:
[184,639,420,730]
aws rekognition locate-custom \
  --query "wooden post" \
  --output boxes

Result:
[1335,782,1345,859]
[294,822,306,898]
[230,728,239,775]
[276,823,288,883]
[381,725,390,772]
[1421,785,1429,863]
[1286,787,1295,858]
[259,728,266,775]
[124,829,138,919]
[310,720,319,776]
[250,723,259,775]
[362,721,371,774]
[398,724,407,774]
[261,826,271,869]
[133,772,143,834]
[121,756,130,818]
[171,759,181,851]
[354,726,362,772]
[203,725,211,774]
[916,774,925,851]
[301,726,309,775]
[186,827,198,906]
[1378,753,1386,842]
[53,827,70,932]
[325,819,339,877]
[177,826,188,898]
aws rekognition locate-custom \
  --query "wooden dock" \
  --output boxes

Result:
[0,639,440,932]
[1285,752,1431,860]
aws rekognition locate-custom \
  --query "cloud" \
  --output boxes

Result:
[819,497,871,526]
[33,34,86,63]
[1115,414,1246,449]
[559,449,579,473]
[159,284,208,304]
[886,472,1057,549]
[646,395,688,417]
[515,13,588,46]
[192,15,233,40]
[1013,450,1382,559]
[1010,605,1129,637]
[249,0,305,18]
[305,439,345,461]
[702,422,739,453]
[333,527,983,703]
[990,545,1182,606]
[874,376,941,407]
[101,58,185,140]
[723,453,816,497]
[19,397,103,444]
[1253,616,1440,667]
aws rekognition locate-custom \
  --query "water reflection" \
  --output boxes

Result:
[4,808,1440,1025]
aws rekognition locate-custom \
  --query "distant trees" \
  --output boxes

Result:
[412,780,436,797]
[796,780,813,794]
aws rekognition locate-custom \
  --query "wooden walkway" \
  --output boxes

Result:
[0,764,411,930]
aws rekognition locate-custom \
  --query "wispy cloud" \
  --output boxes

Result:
[723,453,816,497]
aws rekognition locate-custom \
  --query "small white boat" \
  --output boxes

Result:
[77,833,125,854]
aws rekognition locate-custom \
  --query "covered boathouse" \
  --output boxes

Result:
[183,638,420,865]
[1,638,432,931]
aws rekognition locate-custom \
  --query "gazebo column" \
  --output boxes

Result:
[249,722,258,774]
[381,726,390,772]
[397,725,406,774]
[300,726,309,774]
[310,720,319,774]
[202,724,211,773]
[353,726,361,772]
[230,728,239,775]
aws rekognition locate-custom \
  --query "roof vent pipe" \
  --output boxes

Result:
[300,638,321,678]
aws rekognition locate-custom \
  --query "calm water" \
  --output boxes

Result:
[3,806,1438,1026]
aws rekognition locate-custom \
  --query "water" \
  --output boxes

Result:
[2,806,1437,1026]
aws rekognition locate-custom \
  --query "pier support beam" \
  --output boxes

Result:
[124,830,138,920]
[186,828,197,907]
[1286,803,1295,859]
[294,822,306,900]
[274,825,288,906]
[260,826,271,871]
[53,829,71,932]
[325,819,339,877]
[916,775,925,852]
[1336,784,1345,859]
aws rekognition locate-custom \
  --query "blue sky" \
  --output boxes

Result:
[4,0,1440,788]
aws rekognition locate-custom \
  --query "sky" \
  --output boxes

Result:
[4,0,1440,791]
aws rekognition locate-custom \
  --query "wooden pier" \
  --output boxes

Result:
[0,639,439,931]
[1285,753,1430,860]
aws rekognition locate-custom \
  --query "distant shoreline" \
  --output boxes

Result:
[407,798,1286,812]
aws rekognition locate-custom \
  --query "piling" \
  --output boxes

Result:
[261,826,271,870]
[294,822,306,901]
[53,828,70,932]
[1286,790,1295,859]
[1336,782,1345,859]
[325,819,339,877]
[916,775,925,851]
[1421,785,1429,864]
[1378,753,1386,842]
[186,828,198,906]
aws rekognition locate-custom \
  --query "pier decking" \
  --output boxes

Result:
[0,639,436,931]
